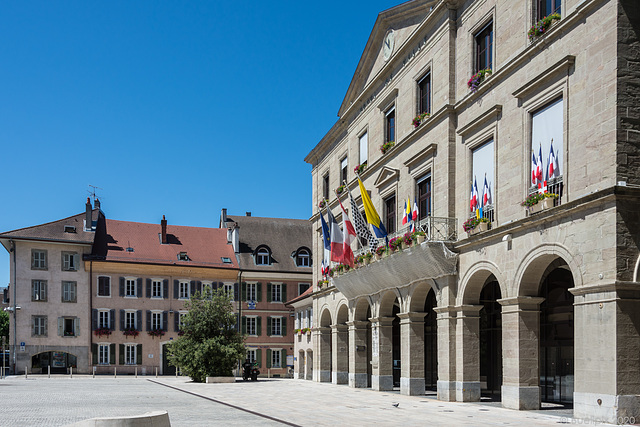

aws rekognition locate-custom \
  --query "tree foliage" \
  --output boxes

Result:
[166,289,244,382]
[0,310,8,342]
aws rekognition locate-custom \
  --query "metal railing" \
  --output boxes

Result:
[528,175,564,206]
[354,215,457,257]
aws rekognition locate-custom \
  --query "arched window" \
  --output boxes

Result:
[296,249,310,267]
[256,248,270,265]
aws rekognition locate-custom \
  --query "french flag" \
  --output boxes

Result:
[548,141,557,180]
[402,199,408,225]
[326,208,344,264]
[473,177,479,212]
[531,151,538,186]
[412,200,418,221]
[536,145,544,184]
[483,175,489,206]
[470,185,475,212]
[338,198,356,268]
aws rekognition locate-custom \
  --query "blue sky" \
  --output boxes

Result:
[0,1,398,285]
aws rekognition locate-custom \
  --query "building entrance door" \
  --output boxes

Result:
[424,289,437,391]
[162,344,176,376]
[480,280,502,400]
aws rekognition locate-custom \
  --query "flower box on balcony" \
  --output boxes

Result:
[521,192,558,214]
[412,231,426,244]
[464,217,489,236]
[467,69,492,92]
[412,112,430,128]
[528,13,561,42]
[380,141,395,155]
[529,197,554,214]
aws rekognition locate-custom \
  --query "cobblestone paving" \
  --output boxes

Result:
[0,375,616,426]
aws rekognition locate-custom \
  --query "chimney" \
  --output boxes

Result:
[94,198,101,209]
[246,212,251,217]
[85,198,92,230]
[161,215,167,244]
[221,208,227,228]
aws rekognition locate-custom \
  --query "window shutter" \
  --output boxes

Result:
[43,317,48,336]
[162,312,168,331]
[281,316,286,336]
[92,344,98,365]
[146,279,152,298]
[241,282,247,301]
[241,316,247,334]
[92,309,98,331]
[74,254,79,270]
[190,280,196,296]
[136,310,142,331]
[146,310,151,331]
[266,349,272,368]
[120,310,125,331]
[282,284,287,302]
[163,280,169,299]
[281,349,287,367]
[174,313,180,332]
[136,278,142,297]
[109,309,115,331]
[256,349,262,368]
[196,281,202,293]
[58,317,63,336]
[174,280,179,299]
[232,282,238,300]
[257,283,262,302]
[63,253,70,270]
[266,283,272,302]
[109,344,116,365]
[119,344,125,365]
[119,277,125,297]
[257,316,262,337]
[136,344,143,365]
[266,317,272,336]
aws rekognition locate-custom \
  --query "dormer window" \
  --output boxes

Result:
[178,252,190,261]
[221,257,232,264]
[295,249,311,267]
[64,225,76,233]
[256,248,271,266]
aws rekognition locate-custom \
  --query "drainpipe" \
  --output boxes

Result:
[10,240,16,374]
[89,260,93,367]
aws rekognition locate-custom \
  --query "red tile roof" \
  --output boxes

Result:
[285,285,314,305]
[103,219,238,269]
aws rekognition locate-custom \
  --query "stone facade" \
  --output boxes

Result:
[305,0,640,423]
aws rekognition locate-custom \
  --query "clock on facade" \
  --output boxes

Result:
[383,29,395,61]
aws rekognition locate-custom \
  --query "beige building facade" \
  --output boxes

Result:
[305,0,640,423]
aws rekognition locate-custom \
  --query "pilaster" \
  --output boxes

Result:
[370,316,394,391]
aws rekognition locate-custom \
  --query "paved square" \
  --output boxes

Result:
[0,375,615,426]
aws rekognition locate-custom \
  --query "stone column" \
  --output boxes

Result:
[398,312,427,396]
[435,306,457,401]
[370,316,394,391]
[347,320,369,388]
[499,296,544,410]
[331,324,349,384]
[316,327,332,382]
[455,305,482,402]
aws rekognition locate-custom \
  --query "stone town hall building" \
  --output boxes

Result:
[304,0,640,423]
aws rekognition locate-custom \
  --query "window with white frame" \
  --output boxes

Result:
[62,252,78,271]
[271,317,282,336]
[296,249,310,267]
[62,317,78,337]
[62,281,77,303]
[298,283,310,295]
[246,349,257,364]
[475,21,493,73]
[246,316,257,336]
[246,283,257,301]
[98,310,111,329]
[201,282,212,297]
[223,283,234,299]
[179,281,190,299]
[152,280,163,298]
[256,248,270,265]
[32,280,47,302]
[471,139,495,223]
[322,172,330,200]
[31,249,47,270]
[272,349,282,368]
[151,312,163,330]
[125,344,136,365]
[98,276,110,297]
[125,311,136,330]
[179,312,187,330]
[359,132,368,166]
[340,157,348,184]
[385,106,396,143]
[33,316,47,336]
[125,278,137,297]
[271,283,282,302]
[98,344,109,365]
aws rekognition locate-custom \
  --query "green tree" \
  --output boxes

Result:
[0,310,8,342]
[167,289,245,382]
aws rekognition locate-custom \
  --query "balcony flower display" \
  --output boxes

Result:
[375,245,387,258]
[318,199,326,209]
[363,252,373,263]
[389,236,402,251]
[412,112,430,128]
[467,69,492,92]
[148,329,166,338]
[463,217,489,234]
[522,192,558,214]
[301,328,311,335]
[402,232,413,247]
[380,141,395,155]
[123,328,139,338]
[354,162,367,175]
[412,230,426,244]
[528,13,561,42]
[336,185,345,195]
[94,327,111,338]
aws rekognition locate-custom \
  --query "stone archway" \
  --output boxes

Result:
[332,303,349,384]
[349,297,372,388]
[372,290,400,391]
[317,308,332,382]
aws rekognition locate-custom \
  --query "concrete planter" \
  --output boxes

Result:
[467,221,489,236]
[415,235,426,244]
[528,197,554,214]
[205,376,236,383]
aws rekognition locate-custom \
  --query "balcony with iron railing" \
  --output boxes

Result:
[331,215,458,301]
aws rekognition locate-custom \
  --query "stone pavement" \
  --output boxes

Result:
[0,375,617,426]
